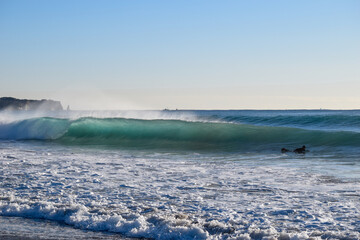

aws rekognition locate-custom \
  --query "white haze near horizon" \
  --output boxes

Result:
[0,1,359,110]
[3,82,360,110]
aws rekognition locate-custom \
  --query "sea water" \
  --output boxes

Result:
[0,110,359,239]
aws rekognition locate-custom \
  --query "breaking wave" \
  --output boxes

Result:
[1,117,360,150]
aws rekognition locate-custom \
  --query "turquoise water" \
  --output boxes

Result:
[2,110,360,150]
[0,110,359,239]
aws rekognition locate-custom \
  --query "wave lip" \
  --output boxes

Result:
[0,117,70,140]
[1,117,360,150]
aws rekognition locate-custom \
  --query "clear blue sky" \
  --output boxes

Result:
[1,0,359,109]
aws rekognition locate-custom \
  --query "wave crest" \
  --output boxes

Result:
[1,117,360,150]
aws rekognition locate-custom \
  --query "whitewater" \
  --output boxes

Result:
[0,110,359,239]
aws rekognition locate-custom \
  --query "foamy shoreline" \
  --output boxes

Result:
[0,216,134,240]
[1,110,360,239]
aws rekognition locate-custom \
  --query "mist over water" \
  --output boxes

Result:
[1,110,360,152]
[1,110,360,239]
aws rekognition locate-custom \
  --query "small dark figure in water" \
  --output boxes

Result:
[281,148,290,153]
[294,145,306,154]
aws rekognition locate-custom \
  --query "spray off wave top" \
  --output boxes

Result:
[1,116,360,151]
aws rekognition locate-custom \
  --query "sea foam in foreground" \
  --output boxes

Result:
[0,110,360,239]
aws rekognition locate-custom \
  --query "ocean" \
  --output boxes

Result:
[0,110,359,239]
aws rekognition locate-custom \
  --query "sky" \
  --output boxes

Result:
[0,0,359,110]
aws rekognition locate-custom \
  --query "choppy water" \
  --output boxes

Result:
[0,110,360,239]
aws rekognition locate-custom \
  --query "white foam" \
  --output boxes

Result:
[0,200,209,239]
[0,142,360,239]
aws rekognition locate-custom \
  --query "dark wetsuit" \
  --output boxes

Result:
[281,148,290,153]
[294,146,306,154]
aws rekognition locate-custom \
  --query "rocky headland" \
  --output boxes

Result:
[0,97,63,111]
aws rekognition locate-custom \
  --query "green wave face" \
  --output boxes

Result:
[59,117,360,150]
[2,117,360,151]
[60,118,247,150]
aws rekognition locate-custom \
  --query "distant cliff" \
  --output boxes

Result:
[0,97,63,111]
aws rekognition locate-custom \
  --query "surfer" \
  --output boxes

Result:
[281,148,290,153]
[281,146,308,154]
[294,145,307,154]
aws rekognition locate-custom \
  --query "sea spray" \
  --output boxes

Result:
[1,110,360,239]
[1,116,360,150]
